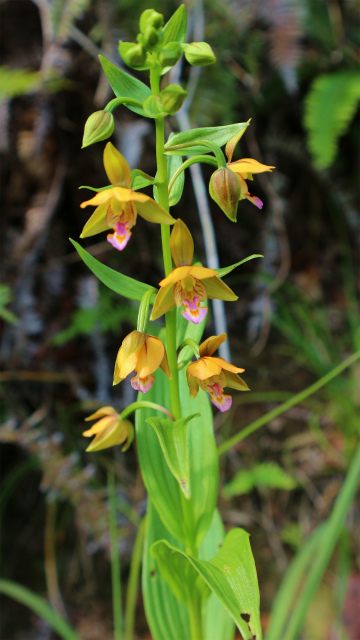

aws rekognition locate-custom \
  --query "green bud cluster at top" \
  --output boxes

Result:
[119,8,216,79]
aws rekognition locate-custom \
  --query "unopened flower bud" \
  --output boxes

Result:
[160,84,187,115]
[209,167,241,221]
[159,42,182,69]
[139,9,164,33]
[122,43,147,67]
[183,42,216,66]
[82,110,114,148]
[142,25,161,50]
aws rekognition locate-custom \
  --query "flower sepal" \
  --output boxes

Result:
[83,406,134,452]
[209,167,241,222]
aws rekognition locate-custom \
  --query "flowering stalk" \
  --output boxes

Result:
[151,67,182,422]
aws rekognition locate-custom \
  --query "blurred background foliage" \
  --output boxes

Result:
[0,0,359,638]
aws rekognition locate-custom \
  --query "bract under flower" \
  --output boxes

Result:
[80,142,175,251]
[225,131,275,210]
[83,406,134,452]
[113,330,170,393]
[186,333,249,412]
[150,219,238,324]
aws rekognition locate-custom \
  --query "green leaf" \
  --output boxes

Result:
[151,528,262,640]
[142,500,191,640]
[162,5,187,46]
[136,362,218,548]
[161,5,187,75]
[304,71,360,169]
[223,462,298,498]
[146,414,199,499]
[130,169,159,191]
[99,56,151,117]
[143,502,235,640]
[216,254,263,278]
[70,239,156,303]
[0,578,81,640]
[164,121,250,156]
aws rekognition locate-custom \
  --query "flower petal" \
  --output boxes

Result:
[85,406,118,421]
[136,198,176,224]
[225,128,248,163]
[225,370,250,391]
[80,203,110,238]
[187,357,222,381]
[136,335,165,377]
[199,333,227,358]
[203,276,238,301]
[150,284,176,320]
[246,194,263,209]
[115,346,138,382]
[170,219,194,267]
[80,189,116,208]
[209,387,232,412]
[104,142,131,187]
[229,158,275,175]
[186,370,199,398]
[83,416,116,436]
[160,350,171,379]
[210,356,245,374]
[86,420,133,452]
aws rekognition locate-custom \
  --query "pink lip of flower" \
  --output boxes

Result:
[107,221,132,251]
[130,373,155,393]
[182,297,208,324]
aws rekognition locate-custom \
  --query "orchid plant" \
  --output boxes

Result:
[76,6,274,640]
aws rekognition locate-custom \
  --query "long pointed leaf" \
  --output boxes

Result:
[70,240,156,303]
[99,56,151,117]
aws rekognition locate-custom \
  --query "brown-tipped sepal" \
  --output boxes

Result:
[209,167,241,222]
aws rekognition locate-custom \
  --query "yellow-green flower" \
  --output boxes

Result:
[113,330,171,393]
[186,334,249,412]
[83,406,134,452]
[80,142,175,250]
[225,131,275,209]
[151,219,237,324]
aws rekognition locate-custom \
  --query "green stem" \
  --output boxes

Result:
[120,400,174,421]
[108,471,124,640]
[124,517,146,640]
[168,155,218,194]
[188,591,203,640]
[153,84,181,421]
[166,140,227,168]
[218,349,360,455]
[105,97,144,113]
[137,288,157,334]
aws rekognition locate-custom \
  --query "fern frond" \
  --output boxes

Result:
[0,66,41,101]
[304,71,360,169]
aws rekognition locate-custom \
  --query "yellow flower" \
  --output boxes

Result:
[150,219,237,324]
[186,333,249,412]
[83,406,134,452]
[80,142,175,250]
[113,330,170,392]
[225,131,275,210]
